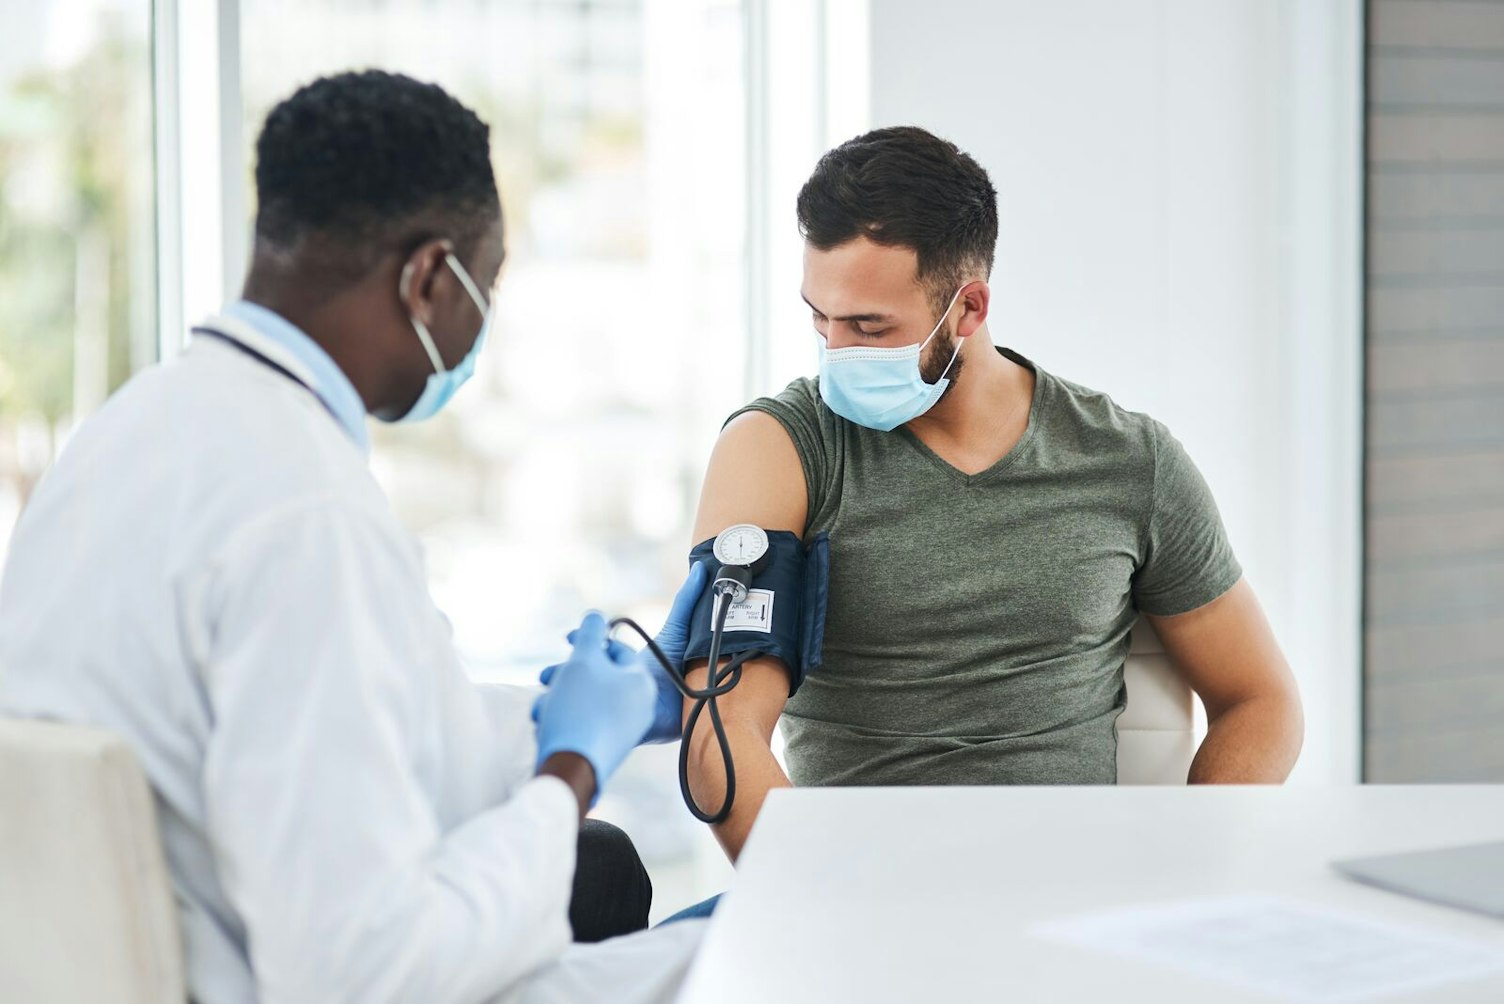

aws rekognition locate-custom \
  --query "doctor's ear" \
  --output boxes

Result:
[397,239,456,324]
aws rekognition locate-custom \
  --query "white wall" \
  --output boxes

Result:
[864,0,1363,784]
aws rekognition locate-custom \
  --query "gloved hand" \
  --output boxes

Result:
[637,562,708,742]
[550,563,708,745]
[532,612,656,798]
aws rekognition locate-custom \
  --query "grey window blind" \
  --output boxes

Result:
[1365,0,1504,780]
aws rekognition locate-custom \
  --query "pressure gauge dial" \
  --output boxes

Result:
[713,523,770,569]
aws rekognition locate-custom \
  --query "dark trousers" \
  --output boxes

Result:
[569,819,653,943]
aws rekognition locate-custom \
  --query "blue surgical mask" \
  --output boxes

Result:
[818,285,968,432]
[393,252,492,423]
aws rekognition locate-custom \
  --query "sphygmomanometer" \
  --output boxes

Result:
[609,524,829,824]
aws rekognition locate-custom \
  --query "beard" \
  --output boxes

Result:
[919,326,966,403]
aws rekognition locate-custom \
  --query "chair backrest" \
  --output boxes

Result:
[0,718,185,1004]
[1115,619,1196,785]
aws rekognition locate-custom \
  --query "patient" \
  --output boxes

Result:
[683,126,1305,864]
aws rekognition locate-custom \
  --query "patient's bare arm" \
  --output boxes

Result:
[685,411,807,861]
[1148,578,1304,783]
[682,656,793,860]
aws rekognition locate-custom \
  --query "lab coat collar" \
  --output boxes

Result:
[196,301,372,453]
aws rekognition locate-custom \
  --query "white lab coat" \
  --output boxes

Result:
[0,315,704,1003]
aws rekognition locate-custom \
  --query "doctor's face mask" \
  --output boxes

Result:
[392,252,491,423]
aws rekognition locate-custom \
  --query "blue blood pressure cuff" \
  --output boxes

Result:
[683,530,829,696]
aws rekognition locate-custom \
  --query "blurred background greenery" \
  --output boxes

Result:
[0,2,155,531]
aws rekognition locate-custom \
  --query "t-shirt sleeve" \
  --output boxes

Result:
[726,377,832,526]
[1132,420,1243,616]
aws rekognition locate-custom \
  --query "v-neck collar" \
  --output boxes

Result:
[895,347,1046,487]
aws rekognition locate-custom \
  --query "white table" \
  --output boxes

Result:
[678,786,1504,1002]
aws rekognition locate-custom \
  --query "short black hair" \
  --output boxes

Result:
[797,126,998,303]
[253,70,500,275]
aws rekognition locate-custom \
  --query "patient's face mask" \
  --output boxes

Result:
[818,285,968,432]
[393,252,491,424]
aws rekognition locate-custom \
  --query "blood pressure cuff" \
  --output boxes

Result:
[682,530,829,696]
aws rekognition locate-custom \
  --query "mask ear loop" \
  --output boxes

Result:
[400,260,449,375]
[444,251,491,318]
[920,283,972,386]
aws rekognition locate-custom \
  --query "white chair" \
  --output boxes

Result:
[1115,619,1197,785]
[0,717,185,1004]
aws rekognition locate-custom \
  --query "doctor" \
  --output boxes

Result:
[0,71,707,1002]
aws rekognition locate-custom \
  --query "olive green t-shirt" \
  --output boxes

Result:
[732,347,1241,786]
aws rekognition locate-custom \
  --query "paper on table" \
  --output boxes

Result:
[1033,895,1504,1002]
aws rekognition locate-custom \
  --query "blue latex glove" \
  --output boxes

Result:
[545,562,709,744]
[531,611,656,797]
[639,562,708,742]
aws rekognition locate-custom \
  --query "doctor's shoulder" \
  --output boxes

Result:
[100,345,380,511]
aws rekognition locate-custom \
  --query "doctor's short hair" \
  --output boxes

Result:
[252,70,500,276]
[797,126,998,309]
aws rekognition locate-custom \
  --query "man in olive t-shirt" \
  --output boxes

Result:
[683,126,1305,863]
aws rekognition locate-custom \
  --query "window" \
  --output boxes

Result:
[0,0,156,564]
[239,0,749,911]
